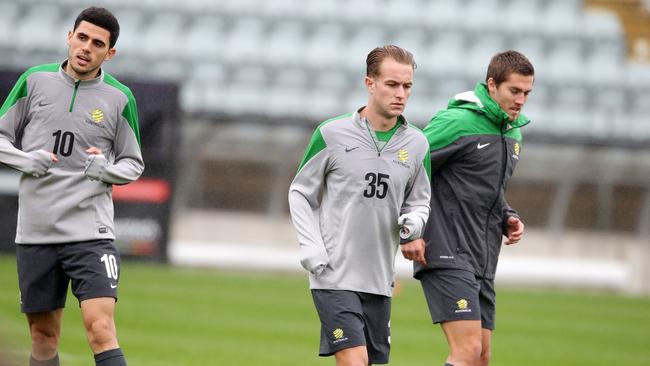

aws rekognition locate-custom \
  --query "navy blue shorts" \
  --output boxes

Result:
[311,289,391,364]
[16,239,121,313]
[419,269,496,330]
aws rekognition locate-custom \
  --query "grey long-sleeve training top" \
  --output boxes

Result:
[0,62,144,244]
[288,108,431,297]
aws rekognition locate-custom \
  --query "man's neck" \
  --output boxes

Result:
[361,107,398,132]
[64,61,100,81]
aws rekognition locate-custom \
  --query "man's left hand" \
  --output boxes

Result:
[504,216,524,245]
[401,238,427,266]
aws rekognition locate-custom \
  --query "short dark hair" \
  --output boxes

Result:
[73,7,120,48]
[486,50,534,86]
[366,45,417,77]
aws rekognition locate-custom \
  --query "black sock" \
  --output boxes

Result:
[94,348,127,366]
[444,363,454,366]
[29,354,59,366]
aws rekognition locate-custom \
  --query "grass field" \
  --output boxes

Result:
[1,254,649,366]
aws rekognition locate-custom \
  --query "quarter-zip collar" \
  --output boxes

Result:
[58,60,104,88]
[59,60,104,112]
[352,106,409,132]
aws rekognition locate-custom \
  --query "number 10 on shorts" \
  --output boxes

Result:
[100,254,119,280]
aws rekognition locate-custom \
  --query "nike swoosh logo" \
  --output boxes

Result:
[345,146,359,153]
[477,142,491,149]
[38,101,51,107]
[110,284,117,289]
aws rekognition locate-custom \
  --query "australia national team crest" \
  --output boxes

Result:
[397,149,408,162]
[513,142,520,160]
[332,328,349,344]
[393,149,410,168]
[90,108,104,123]
[454,298,472,313]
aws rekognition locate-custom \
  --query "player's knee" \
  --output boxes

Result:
[453,338,482,364]
[30,324,59,349]
[85,318,115,347]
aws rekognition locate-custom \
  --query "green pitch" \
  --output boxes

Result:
[0,254,649,365]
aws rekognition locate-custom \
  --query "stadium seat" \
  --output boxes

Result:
[382,0,421,27]
[426,31,467,78]
[462,0,501,34]
[183,17,226,62]
[0,2,20,49]
[421,0,464,29]
[223,17,267,64]
[541,0,584,38]
[502,0,544,36]
[264,21,308,67]
[261,0,304,19]
[341,0,384,23]
[584,41,624,86]
[302,0,346,22]
[224,66,268,115]
[582,9,624,41]
[16,5,63,52]
[465,35,505,81]
[341,26,387,72]
[142,13,186,59]
[303,23,347,69]
[386,28,429,74]
[545,39,584,84]
[112,10,148,59]
[265,68,309,118]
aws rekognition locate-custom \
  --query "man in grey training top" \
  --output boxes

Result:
[288,45,431,365]
[0,7,143,366]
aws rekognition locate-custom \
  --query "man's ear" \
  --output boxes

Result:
[486,77,496,94]
[365,75,374,92]
[104,48,116,61]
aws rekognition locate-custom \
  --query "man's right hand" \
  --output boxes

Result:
[27,150,57,177]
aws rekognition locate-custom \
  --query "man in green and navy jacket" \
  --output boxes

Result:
[416,50,534,366]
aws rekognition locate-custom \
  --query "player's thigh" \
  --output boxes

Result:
[419,269,482,324]
[440,319,483,352]
[60,239,121,303]
[359,292,391,365]
[16,244,68,313]
[311,290,367,357]
[478,277,496,330]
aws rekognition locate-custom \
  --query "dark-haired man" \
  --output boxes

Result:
[289,45,430,365]
[416,50,534,366]
[0,7,142,366]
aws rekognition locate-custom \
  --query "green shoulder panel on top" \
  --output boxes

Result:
[103,72,141,146]
[407,123,431,182]
[424,108,511,151]
[297,112,352,172]
[0,63,59,119]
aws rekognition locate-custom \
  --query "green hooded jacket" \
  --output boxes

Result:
[415,82,530,279]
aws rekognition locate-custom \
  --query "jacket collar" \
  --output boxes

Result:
[352,106,409,131]
[451,82,529,129]
[58,60,105,88]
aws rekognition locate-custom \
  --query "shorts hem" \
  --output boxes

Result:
[76,294,118,304]
[319,340,366,357]
[21,303,66,314]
